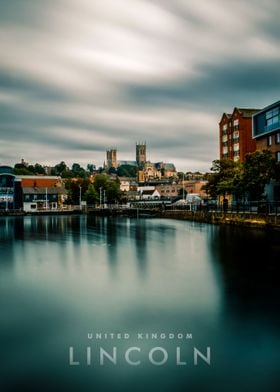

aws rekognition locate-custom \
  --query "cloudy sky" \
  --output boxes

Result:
[0,0,279,171]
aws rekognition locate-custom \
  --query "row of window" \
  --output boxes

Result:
[24,194,57,201]
[223,151,280,162]
[267,132,280,146]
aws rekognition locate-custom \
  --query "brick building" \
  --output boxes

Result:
[219,107,259,162]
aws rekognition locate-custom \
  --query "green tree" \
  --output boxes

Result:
[203,159,240,199]
[117,165,137,177]
[242,150,278,201]
[64,178,90,204]
[84,184,98,205]
[93,174,121,204]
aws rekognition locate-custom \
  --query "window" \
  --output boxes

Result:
[276,152,280,162]
[276,133,280,144]
[233,119,239,129]
[267,135,272,146]
[266,107,280,130]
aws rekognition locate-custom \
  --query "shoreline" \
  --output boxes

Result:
[1,208,280,230]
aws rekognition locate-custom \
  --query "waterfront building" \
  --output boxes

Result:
[252,100,280,162]
[22,187,66,212]
[0,166,22,210]
[219,107,259,162]
[0,170,67,211]
[253,100,280,201]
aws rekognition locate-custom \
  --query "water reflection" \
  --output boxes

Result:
[0,216,279,392]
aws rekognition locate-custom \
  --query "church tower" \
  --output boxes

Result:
[136,142,146,167]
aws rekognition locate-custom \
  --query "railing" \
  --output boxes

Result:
[200,201,280,215]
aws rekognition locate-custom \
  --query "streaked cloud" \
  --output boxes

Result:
[0,0,279,170]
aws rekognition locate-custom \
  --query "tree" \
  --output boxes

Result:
[87,164,96,173]
[242,150,278,200]
[117,165,137,177]
[203,159,240,199]
[53,161,68,175]
[71,163,87,178]
[64,178,90,204]
[93,174,121,204]
[84,184,98,205]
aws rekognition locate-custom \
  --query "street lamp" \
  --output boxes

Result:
[79,185,82,210]
[99,187,102,208]
[183,173,185,200]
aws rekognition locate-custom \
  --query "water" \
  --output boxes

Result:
[0,215,279,392]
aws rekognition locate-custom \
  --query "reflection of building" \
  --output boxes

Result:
[106,149,117,169]
[253,100,280,161]
[136,142,146,166]
[219,107,259,162]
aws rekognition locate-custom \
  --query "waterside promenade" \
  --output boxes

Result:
[1,206,280,229]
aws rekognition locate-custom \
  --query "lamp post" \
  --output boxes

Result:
[99,187,102,208]
[79,185,82,210]
[183,173,185,201]
[45,187,48,209]
[103,189,106,208]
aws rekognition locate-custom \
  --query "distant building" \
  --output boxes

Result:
[140,188,161,200]
[118,177,137,192]
[136,142,146,166]
[156,183,180,198]
[219,107,260,162]
[106,149,117,169]
[118,160,138,167]
[253,100,280,162]
[155,162,177,178]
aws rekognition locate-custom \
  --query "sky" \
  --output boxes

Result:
[0,0,279,172]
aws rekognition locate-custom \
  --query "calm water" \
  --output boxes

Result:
[0,215,280,392]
